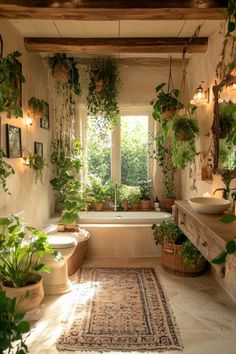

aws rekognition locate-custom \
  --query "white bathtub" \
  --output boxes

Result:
[79,211,171,225]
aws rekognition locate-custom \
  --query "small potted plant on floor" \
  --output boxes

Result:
[152,220,207,276]
[151,82,182,122]
[0,291,30,354]
[0,215,56,312]
[139,179,152,210]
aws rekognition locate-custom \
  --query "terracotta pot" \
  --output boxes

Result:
[2,274,44,312]
[53,64,70,82]
[95,202,104,211]
[178,131,190,141]
[131,203,139,211]
[162,109,176,120]
[57,223,65,232]
[64,222,76,230]
[95,79,104,92]
[140,199,152,211]
[122,201,129,211]
[161,198,175,213]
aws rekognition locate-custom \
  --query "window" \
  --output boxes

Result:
[87,116,112,184]
[121,116,149,185]
[86,114,149,185]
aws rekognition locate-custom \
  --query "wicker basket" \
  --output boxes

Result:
[162,240,206,277]
[67,230,90,275]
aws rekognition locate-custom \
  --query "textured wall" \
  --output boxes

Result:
[181,25,236,200]
[0,20,55,228]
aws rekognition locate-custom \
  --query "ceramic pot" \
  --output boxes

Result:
[122,201,129,211]
[131,203,139,211]
[64,222,76,231]
[162,109,176,120]
[95,202,104,211]
[161,198,175,213]
[2,274,44,312]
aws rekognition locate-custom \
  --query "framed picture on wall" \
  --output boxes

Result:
[12,58,23,112]
[6,124,22,158]
[34,142,43,156]
[40,101,50,130]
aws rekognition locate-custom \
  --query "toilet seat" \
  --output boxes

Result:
[47,236,77,249]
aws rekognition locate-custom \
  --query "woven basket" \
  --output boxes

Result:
[162,240,206,277]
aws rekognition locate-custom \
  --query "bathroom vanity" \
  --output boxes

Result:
[174,201,236,303]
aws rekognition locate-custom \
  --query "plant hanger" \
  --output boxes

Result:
[167,56,175,93]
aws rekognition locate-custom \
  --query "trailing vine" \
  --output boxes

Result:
[87,57,119,135]
[29,154,47,184]
[0,149,15,193]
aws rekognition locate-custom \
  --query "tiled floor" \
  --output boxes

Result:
[26,258,236,354]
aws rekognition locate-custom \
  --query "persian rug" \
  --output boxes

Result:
[56,267,183,352]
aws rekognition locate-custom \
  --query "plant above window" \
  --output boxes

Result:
[87,57,119,135]
[151,83,182,122]
[0,50,25,118]
[48,53,81,95]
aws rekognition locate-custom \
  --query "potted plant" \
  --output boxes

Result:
[29,154,47,184]
[0,149,15,194]
[83,175,107,211]
[152,220,206,276]
[172,115,199,141]
[151,82,182,122]
[28,97,44,118]
[0,50,25,118]
[0,291,30,354]
[150,132,176,212]
[219,100,236,139]
[48,53,81,95]
[0,215,56,312]
[61,180,85,230]
[87,57,119,135]
[119,184,132,211]
[128,186,141,211]
[139,179,152,210]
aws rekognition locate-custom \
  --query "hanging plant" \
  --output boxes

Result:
[0,149,15,193]
[151,83,182,122]
[48,53,81,95]
[28,97,44,118]
[29,154,47,184]
[87,57,119,134]
[172,115,199,141]
[0,50,25,118]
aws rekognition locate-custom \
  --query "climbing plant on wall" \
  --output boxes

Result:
[0,149,15,194]
[87,57,119,135]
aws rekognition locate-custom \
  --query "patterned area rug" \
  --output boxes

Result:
[56,268,183,352]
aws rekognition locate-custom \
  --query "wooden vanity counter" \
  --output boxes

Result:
[174,200,236,303]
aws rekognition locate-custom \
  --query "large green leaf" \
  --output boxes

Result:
[219,214,236,223]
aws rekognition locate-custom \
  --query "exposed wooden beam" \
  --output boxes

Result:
[0,1,227,20]
[78,57,189,67]
[24,37,208,54]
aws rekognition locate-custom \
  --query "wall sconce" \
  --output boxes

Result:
[190,82,209,105]
[25,116,33,126]
[22,156,30,166]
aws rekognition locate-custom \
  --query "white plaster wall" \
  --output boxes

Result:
[0,20,55,228]
[181,25,236,200]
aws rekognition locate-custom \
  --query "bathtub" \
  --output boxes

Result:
[77,211,171,259]
[79,210,171,225]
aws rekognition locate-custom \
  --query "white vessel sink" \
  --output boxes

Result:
[188,197,231,214]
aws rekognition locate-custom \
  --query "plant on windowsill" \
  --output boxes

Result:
[151,83,182,122]
[128,186,141,211]
[0,291,30,354]
[139,179,152,210]
[83,175,108,211]
[0,215,58,312]
[87,57,119,136]
[29,154,47,184]
[119,184,133,211]
[0,50,25,118]
[152,220,207,276]
[28,97,44,118]
[0,149,15,194]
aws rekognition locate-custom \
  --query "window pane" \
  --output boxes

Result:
[121,116,148,185]
[87,116,111,184]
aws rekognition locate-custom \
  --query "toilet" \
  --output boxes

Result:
[41,235,77,295]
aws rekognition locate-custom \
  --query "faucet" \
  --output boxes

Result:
[114,182,118,211]
[212,187,236,199]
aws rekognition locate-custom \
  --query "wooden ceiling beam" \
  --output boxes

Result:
[24,37,208,54]
[78,57,189,67]
[0,1,227,20]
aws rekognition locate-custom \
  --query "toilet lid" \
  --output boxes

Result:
[47,236,77,249]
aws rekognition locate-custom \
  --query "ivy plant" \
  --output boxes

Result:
[0,50,25,118]
[87,57,119,135]
[0,149,15,194]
